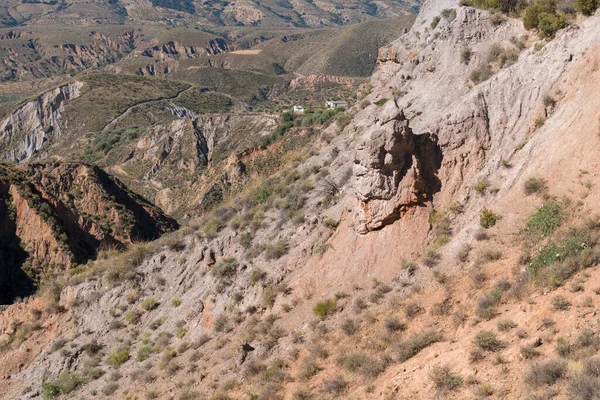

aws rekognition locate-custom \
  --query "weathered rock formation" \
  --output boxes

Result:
[0,82,83,163]
[141,39,232,59]
[353,105,441,233]
[0,162,177,303]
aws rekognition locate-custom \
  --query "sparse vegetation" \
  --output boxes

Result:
[474,330,504,352]
[480,208,500,228]
[313,299,337,319]
[526,359,567,386]
[397,330,442,362]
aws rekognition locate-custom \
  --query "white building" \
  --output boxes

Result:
[293,105,304,114]
[326,100,348,109]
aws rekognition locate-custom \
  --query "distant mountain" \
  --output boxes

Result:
[0,0,421,28]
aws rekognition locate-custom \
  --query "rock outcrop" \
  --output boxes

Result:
[353,105,442,233]
[0,162,177,304]
[0,82,83,163]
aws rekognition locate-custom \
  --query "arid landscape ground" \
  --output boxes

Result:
[1,0,600,399]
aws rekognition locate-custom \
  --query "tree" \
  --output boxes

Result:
[575,0,599,15]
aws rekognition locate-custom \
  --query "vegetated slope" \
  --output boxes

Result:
[0,162,178,305]
[0,0,419,28]
[4,1,600,400]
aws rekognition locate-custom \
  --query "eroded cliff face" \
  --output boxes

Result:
[0,162,177,303]
[0,82,83,163]
[103,113,278,216]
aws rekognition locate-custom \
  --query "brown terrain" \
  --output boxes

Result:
[1,0,600,400]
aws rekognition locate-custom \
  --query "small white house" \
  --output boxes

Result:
[326,100,348,109]
[293,105,304,114]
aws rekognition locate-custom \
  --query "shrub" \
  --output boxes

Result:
[535,116,545,128]
[497,319,517,331]
[240,232,253,249]
[524,177,546,195]
[102,382,119,395]
[429,365,463,392]
[298,358,320,380]
[470,63,493,83]
[441,8,457,20]
[107,348,130,367]
[125,309,142,325]
[520,344,541,359]
[569,375,600,400]
[575,0,599,14]
[313,299,336,319]
[404,302,423,319]
[543,94,557,107]
[211,258,238,280]
[171,298,182,307]
[42,372,88,398]
[474,330,504,352]
[526,359,567,386]
[249,268,266,284]
[523,0,567,38]
[203,218,224,234]
[214,314,229,332]
[337,353,387,378]
[474,177,490,194]
[322,375,347,395]
[526,201,562,237]
[137,345,154,361]
[141,298,159,311]
[397,330,442,362]
[457,244,472,262]
[422,249,441,267]
[384,318,406,333]
[264,240,288,260]
[340,318,359,336]
[552,295,571,310]
[480,208,500,228]
[430,15,441,28]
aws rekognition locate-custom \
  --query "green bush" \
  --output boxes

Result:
[431,15,441,29]
[523,0,567,38]
[125,309,142,325]
[480,208,500,228]
[107,349,130,367]
[575,0,599,15]
[441,8,457,20]
[429,365,463,392]
[203,218,224,234]
[313,299,337,319]
[141,297,158,311]
[526,201,562,237]
[137,345,154,361]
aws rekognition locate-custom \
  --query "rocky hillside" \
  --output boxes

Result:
[0,0,419,28]
[0,162,177,305]
[1,1,600,400]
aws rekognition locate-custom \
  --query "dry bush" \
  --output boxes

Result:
[336,352,388,378]
[525,359,567,386]
[321,375,347,396]
[474,330,504,352]
[397,330,442,362]
[384,318,406,334]
[429,365,463,392]
[340,318,359,336]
